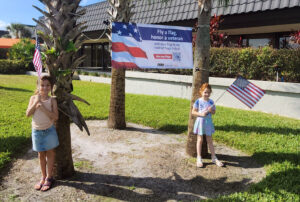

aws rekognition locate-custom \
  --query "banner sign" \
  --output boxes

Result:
[111,22,193,69]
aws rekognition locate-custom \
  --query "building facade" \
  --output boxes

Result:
[77,0,300,68]
[0,30,9,38]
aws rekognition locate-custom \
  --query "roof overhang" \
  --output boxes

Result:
[83,38,109,44]
[220,23,300,35]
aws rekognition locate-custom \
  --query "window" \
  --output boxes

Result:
[82,45,92,67]
[248,38,272,48]
[80,43,111,68]
[92,44,103,67]
[227,35,274,48]
[279,36,300,49]
[103,43,111,68]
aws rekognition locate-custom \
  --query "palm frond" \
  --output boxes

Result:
[217,0,231,6]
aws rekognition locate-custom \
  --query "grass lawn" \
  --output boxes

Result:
[0,75,299,201]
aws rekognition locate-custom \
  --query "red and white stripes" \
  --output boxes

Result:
[227,81,265,108]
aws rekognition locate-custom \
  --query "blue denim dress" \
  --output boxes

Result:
[193,98,215,136]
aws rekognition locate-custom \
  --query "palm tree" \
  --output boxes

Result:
[33,0,90,179]
[6,23,22,38]
[6,23,31,38]
[186,0,230,157]
[106,0,170,129]
[107,0,134,129]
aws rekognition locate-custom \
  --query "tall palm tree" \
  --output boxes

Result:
[106,0,171,129]
[186,0,230,157]
[33,0,90,179]
[107,0,134,129]
[6,23,31,39]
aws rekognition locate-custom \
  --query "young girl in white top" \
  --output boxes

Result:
[26,75,59,191]
[192,83,224,168]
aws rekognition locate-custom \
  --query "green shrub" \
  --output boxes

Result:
[136,48,300,82]
[101,73,111,78]
[0,48,9,59]
[82,71,89,75]
[210,47,300,82]
[8,38,35,67]
[90,72,99,76]
[0,59,27,74]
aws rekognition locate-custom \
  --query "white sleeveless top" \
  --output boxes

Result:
[32,97,54,130]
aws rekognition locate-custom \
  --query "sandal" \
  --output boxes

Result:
[196,157,203,168]
[41,177,54,192]
[34,177,45,190]
[212,158,224,167]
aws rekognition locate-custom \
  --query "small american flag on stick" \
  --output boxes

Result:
[227,76,265,108]
[33,32,42,78]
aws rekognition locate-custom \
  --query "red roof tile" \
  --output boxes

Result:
[0,38,35,49]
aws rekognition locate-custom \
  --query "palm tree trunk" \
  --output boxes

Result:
[108,68,126,129]
[107,0,134,129]
[53,112,74,179]
[186,0,211,157]
[33,0,89,179]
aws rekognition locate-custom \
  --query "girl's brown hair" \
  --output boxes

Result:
[199,83,212,97]
[34,75,54,95]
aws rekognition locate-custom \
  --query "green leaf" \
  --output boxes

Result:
[65,41,77,53]
[45,47,58,56]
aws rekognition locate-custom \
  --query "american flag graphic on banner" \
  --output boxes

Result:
[111,22,147,69]
[33,35,42,78]
[227,76,265,108]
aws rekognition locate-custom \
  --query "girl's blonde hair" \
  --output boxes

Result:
[34,75,54,96]
[199,83,212,97]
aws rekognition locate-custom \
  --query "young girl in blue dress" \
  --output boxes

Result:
[26,75,59,191]
[192,83,224,168]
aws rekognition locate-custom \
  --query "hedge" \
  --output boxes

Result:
[142,47,300,83]
[0,48,9,59]
[210,47,300,82]
[1,47,300,82]
[0,59,27,74]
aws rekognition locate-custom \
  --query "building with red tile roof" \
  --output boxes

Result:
[0,38,35,49]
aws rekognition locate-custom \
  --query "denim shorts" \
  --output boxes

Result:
[32,125,59,152]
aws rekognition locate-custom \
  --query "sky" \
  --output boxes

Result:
[0,0,104,30]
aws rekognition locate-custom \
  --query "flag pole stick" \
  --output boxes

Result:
[211,88,227,108]
[214,88,227,104]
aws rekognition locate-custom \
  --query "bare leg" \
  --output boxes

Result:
[196,135,204,167]
[207,136,223,167]
[196,135,203,158]
[41,149,55,191]
[35,152,46,190]
[206,136,215,157]
[38,151,47,178]
[45,149,55,179]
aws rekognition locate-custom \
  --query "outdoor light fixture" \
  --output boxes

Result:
[103,19,110,26]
